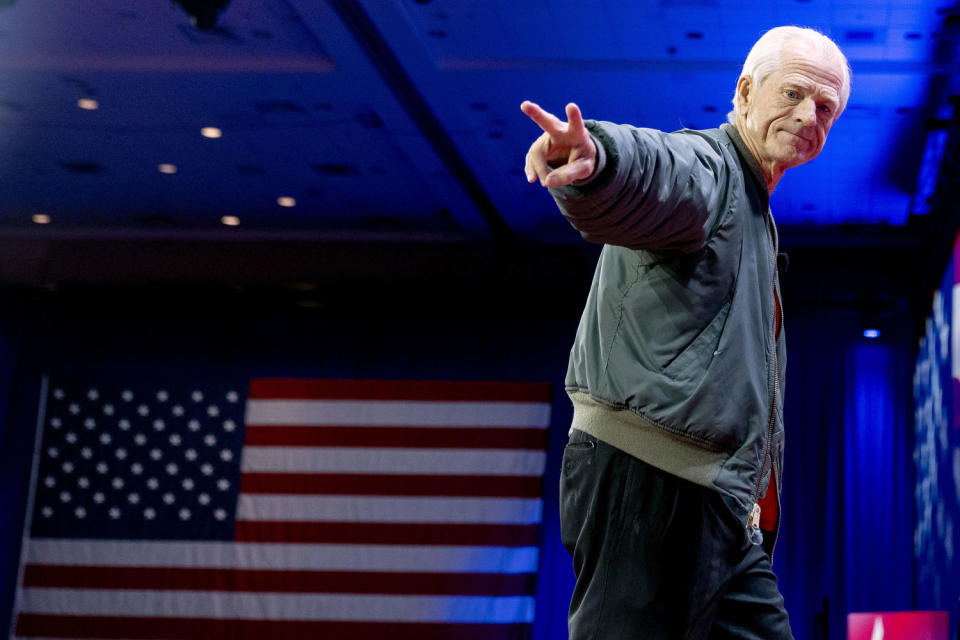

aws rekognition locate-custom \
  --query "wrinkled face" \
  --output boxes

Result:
[738,43,844,171]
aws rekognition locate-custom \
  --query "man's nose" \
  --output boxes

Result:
[795,98,816,126]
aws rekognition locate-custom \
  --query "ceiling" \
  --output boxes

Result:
[0,0,957,289]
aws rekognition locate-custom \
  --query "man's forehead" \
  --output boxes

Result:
[780,43,845,84]
[775,49,844,93]
[778,71,842,100]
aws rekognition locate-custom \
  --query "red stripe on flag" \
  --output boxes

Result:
[234,521,539,546]
[22,565,538,596]
[248,379,551,402]
[15,615,533,640]
[242,425,547,449]
[239,472,544,497]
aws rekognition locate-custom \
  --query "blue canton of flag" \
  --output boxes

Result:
[30,382,247,541]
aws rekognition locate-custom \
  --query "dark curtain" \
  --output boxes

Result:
[775,307,915,640]
[0,293,43,640]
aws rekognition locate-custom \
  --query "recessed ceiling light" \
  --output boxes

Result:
[77,98,99,111]
[277,196,296,208]
[32,214,51,224]
[221,215,240,226]
[201,127,222,139]
[157,163,178,174]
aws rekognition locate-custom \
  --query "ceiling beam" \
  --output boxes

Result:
[326,0,515,244]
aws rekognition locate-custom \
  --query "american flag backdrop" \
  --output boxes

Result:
[12,378,552,639]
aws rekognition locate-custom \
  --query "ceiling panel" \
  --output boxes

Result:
[0,0,494,237]
[362,0,956,237]
[0,0,954,246]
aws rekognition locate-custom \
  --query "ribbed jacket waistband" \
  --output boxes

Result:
[568,390,727,490]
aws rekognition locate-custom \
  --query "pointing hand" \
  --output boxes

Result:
[521,101,596,188]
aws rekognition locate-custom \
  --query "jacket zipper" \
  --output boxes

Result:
[748,209,781,555]
[768,276,783,562]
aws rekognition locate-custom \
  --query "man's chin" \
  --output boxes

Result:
[780,144,819,167]
[797,146,821,164]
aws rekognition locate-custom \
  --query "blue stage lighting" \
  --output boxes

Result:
[912,129,948,216]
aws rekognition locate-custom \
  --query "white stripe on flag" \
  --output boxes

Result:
[245,399,551,428]
[235,495,543,524]
[240,447,546,476]
[19,589,536,624]
[26,540,540,573]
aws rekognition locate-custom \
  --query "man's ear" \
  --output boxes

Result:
[734,76,752,117]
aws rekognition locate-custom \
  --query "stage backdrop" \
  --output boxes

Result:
[0,279,922,640]
[10,377,551,639]
[914,232,960,615]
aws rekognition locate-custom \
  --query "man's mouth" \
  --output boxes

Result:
[782,130,813,150]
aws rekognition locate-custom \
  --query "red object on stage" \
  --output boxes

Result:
[847,611,948,640]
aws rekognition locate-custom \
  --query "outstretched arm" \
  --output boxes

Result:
[520,102,729,252]
[521,101,597,188]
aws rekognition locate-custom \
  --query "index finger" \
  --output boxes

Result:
[565,103,585,134]
[520,100,567,136]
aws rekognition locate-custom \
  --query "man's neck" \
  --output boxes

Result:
[733,120,782,195]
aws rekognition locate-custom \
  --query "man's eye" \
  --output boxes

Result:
[785,90,799,99]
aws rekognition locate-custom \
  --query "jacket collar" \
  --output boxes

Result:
[721,124,769,204]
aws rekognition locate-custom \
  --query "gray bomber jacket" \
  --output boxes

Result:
[551,121,786,534]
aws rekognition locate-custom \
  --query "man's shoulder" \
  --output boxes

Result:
[661,126,740,171]
[670,126,734,149]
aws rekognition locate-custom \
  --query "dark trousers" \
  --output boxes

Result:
[560,428,793,640]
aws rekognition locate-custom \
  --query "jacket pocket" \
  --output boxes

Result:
[661,297,732,381]
[559,432,599,555]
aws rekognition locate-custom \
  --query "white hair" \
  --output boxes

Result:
[727,26,851,123]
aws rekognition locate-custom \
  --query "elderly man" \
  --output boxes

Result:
[522,26,849,640]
